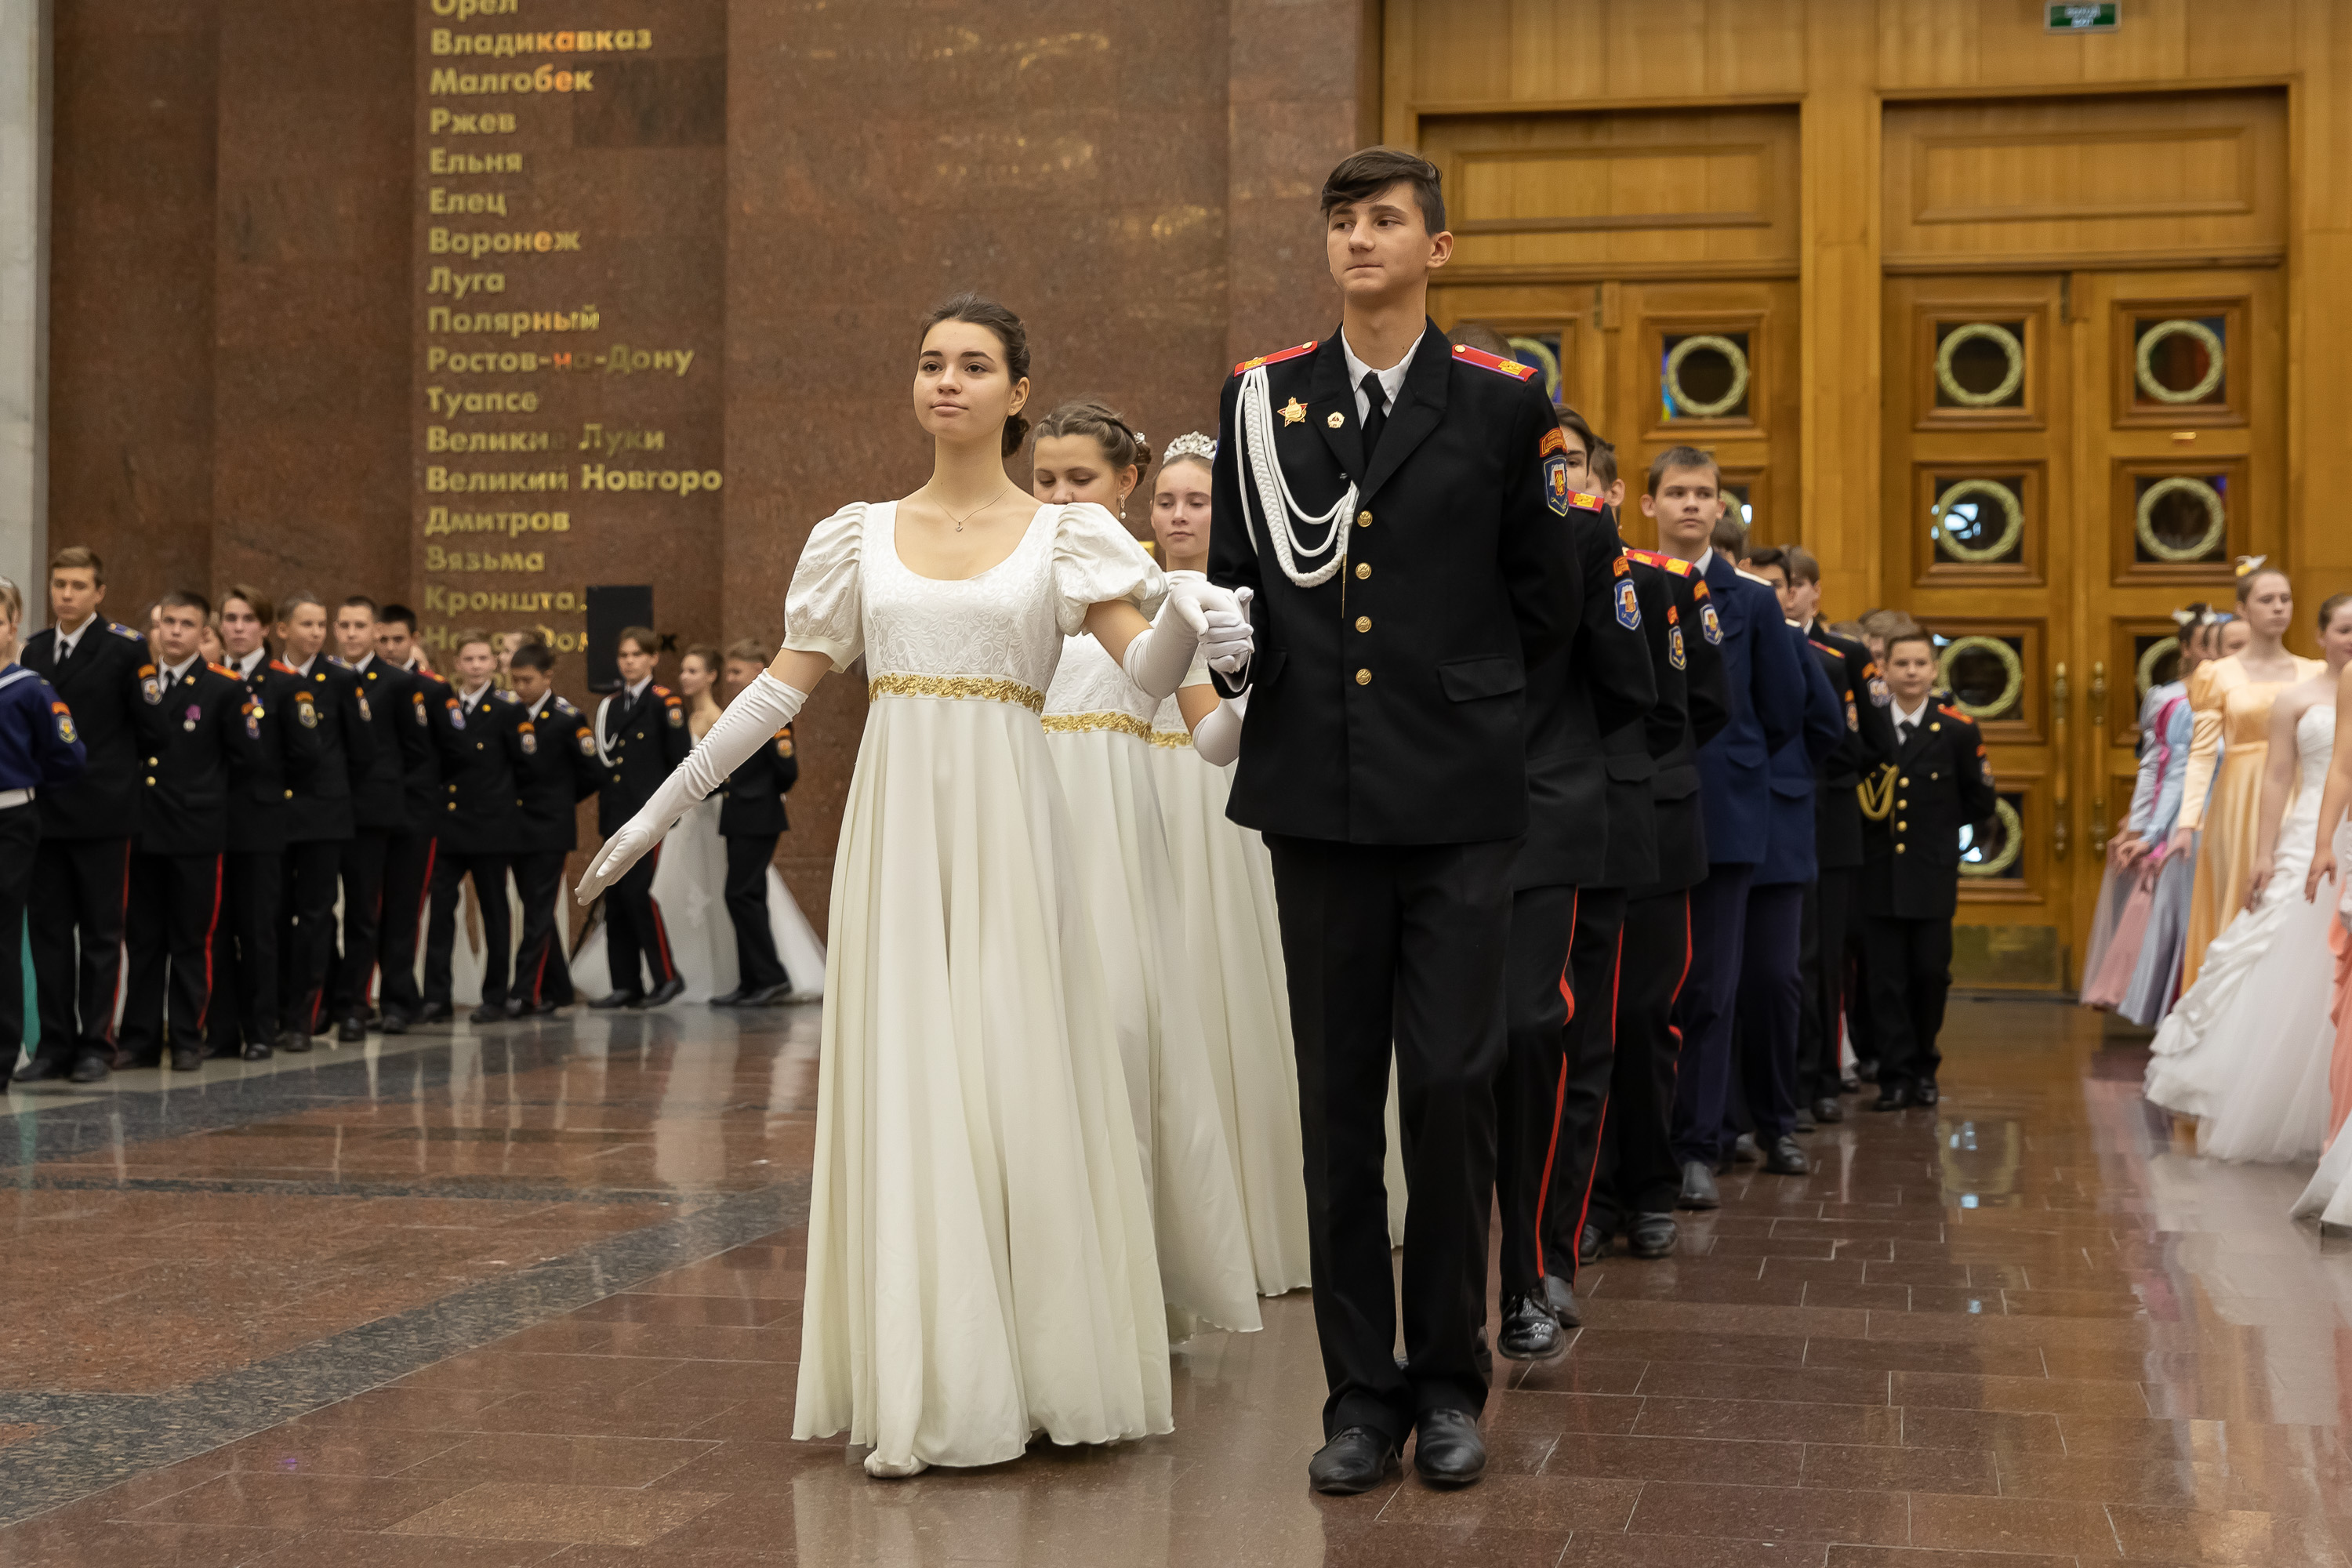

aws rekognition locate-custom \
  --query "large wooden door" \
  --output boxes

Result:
[1883,268,2282,986]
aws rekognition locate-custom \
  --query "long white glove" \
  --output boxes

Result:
[1122,588,1210,701]
[1192,688,1248,766]
[1167,573,1254,676]
[575,671,808,904]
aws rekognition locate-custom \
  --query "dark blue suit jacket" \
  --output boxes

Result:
[1758,622,1848,887]
[1694,554,1806,867]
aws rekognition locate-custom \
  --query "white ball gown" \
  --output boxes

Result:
[786,499,1171,1472]
[1041,633,1262,1338]
[2145,699,2338,1154]
[571,793,827,1002]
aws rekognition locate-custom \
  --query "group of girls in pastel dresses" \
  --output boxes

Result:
[574,296,1345,1478]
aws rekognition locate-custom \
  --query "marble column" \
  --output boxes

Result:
[0,0,46,605]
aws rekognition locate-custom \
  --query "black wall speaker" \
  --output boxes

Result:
[584,585,655,692]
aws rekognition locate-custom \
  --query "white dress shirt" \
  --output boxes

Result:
[1893,698,1931,739]
[53,618,93,662]
[1341,330,1417,423]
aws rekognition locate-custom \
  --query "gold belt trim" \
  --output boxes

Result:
[868,673,1045,713]
[1147,729,1194,749]
[1040,711,1152,739]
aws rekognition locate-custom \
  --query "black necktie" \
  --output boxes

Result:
[1900,719,1918,745]
[1359,370,1388,456]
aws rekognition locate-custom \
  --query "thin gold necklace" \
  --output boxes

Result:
[935,483,1013,532]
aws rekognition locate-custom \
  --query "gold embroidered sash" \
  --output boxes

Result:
[867,673,1046,714]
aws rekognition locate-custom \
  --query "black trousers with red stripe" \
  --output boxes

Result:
[27,835,131,1062]
[278,838,345,1035]
[601,848,677,997]
[510,849,573,1007]
[425,850,513,1008]
[1497,881,1579,1301]
[119,850,225,1060]
[1539,887,1630,1287]
[377,828,435,1016]
[1587,888,1694,1236]
[205,848,281,1051]
[329,827,390,1022]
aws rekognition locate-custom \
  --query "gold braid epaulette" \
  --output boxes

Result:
[1040,711,1152,739]
[1857,763,1898,822]
[868,673,1045,713]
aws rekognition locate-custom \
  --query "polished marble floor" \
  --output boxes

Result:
[1,996,2350,1565]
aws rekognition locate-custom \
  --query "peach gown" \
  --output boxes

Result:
[2173,653,2323,991]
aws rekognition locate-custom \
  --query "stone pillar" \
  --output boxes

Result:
[0,0,45,604]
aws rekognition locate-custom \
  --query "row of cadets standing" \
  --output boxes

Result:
[509,641,603,1011]
[590,627,692,1008]
[424,637,525,1019]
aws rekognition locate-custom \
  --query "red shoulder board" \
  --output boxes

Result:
[270,659,298,674]
[1938,703,1971,722]
[1453,343,1538,381]
[1622,547,1664,568]
[206,662,237,678]
[1569,491,1604,513]
[1808,639,1837,656]
[1232,340,1316,376]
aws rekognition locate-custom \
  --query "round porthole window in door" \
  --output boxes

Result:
[2133,318,2226,405]
[1661,333,1750,420]
[1938,635,2025,723]
[2135,475,2228,564]
[1933,321,2026,408]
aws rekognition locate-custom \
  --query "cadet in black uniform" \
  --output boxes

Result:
[118,590,260,1072]
[425,630,527,1022]
[208,587,320,1061]
[274,591,375,1047]
[1862,626,1998,1109]
[506,641,600,1014]
[712,639,800,1006]
[1,575,87,1072]
[1492,408,1653,1364]
[370,605,448,1032]
[328,596,420,1041]
[1208,149,1580,1494]
[18,546,151,1083]
[593,626,691,1009]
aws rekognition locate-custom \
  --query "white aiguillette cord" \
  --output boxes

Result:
[1237,364,1354,589]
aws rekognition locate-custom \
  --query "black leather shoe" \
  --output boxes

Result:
[633,978,685,1010]
[379,1009,409,1036]
[1497,1293,1563,1361]
[532,998,561,1015]
[1794,1105,1816,1133]
[14,1054,70,1083]
[742,982,795,1006]
[1854,1057,1879,1083]
[1628,1212,1678,1258]
[1678,1160,1721,1210]
[589,991,641,1011]
[277,1029,313,1054]
[467,1003,506,1024]
[1541,1272,1582,1328]
[1914,1081,1940,1107]
[1307,1427,1398,1495]
[1812,1095,1844,1125]
[1578,1221,1609,1265]
[337,1015,366,1044]
[416,1002,453,1025]
[1762,1135,1809,1176]
[1412,1410,1486,1487]
[71,1053,114,1083]
[1872,1084,1911,1112]
[1731,1132,1761,1164]
[1841,1074,1861,1094]
[171,1046,204,1073]
[707,987,750,1007]
[241,1041,273,1062]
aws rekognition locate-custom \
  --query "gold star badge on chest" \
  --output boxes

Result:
[1279,397,1306,427]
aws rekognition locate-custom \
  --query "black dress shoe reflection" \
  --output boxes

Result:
[707,987,751,1007]
[1871,1084,1911,1112]
[1914,1081,1940,1106]
[1496,1293,1563,1361]
[1578,1221,1609,1265]
[1813,1095,1844,1124]
[1678,1160,1721,1210]
[589,990,641,1011]
[1306,1426,1398,1495]
[467,1003,506,1024]
[1762,1134,1809,1176]
[170,1046,204,1073]
[241,1041,273,1062]
[1412,1410,1486,1487]
[1541,1272,1582,1329]
[337,1015,366,1044]
[1628,1212,1678,1258]
[633,978,685,1010]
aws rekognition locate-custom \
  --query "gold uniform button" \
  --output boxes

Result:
[1897,798,1907,808]
[1355,563,1370,580]
[284,789,292,800]
[1898,775,1909,786]
[144,775,155,786]
[636,731,645,740]
[1356,616,1371,633]
[1896,843,1907,854]
[1356,669,1372,686]
[1356,510,1372,528]
[1896,820,1907,830]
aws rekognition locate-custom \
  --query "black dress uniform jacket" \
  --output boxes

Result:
[1209,324,1581,845]
[514,693,601,852]
[21,619,152,838]
[1809,629,1898,871]
[597,682,692,834]
[348,656,422,831]
[404,666,459,829]
[285,659,376,842]
[223,658,321,855]
[717,724,798,838]
[1861,703,2000,920]
[1593,550,1685,891]
[440,686,527,854]
[1624,553,1731,896]
[1515,506,1657,891]
[136,662,261,855]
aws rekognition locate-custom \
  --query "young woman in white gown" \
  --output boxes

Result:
[575,296,1253,1477]
[569,645,826,1003]
[1029,400,1261,1339]
[2144,594,2352,1149]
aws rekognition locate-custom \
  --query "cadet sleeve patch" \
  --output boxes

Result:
[139,666,162,706]
[1539,426,1568,459]
[1544,452,1572,515]
[518,721,537,755]
[1668,624,1686,670]
[412,694,430,727]
[447,695,465,731]
[576,728,597,757]
[294,691,318,728]
[1614,575,1642,631]
[1451,343,1539,381]
[357,694,372,723]
[1232,339,1317,377]
[1867,673,1891,707]
[1700,601,1724,645]
[775,728,795,759]
[52,702,77,746]
[666,704,684,729]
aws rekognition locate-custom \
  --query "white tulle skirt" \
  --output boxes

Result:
[571,797,827,1002]
[793,694,1171,1470]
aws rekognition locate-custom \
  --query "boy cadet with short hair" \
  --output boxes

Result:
[424,629,527,1022]
[369,604,452,1031]
[710,641,800,1006]
[325,597,419,1040]
[274,591,376,1048]
[1863,626,1998,1109]
[506,641,601,1014]
[1209,146,1580,1494]
[590,626,691,1008]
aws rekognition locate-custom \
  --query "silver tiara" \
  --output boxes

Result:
[1163,432,1216,465]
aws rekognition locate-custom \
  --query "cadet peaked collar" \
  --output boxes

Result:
[1340,330,1415,423]
[54,617,93,661]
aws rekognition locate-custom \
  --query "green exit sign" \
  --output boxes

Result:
[2046,2,2120,29]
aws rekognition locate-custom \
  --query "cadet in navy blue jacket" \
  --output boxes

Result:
[0,578,88,1069]
[1638,448,1804,1209]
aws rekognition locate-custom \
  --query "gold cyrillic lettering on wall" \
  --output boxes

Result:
[428,0,519,20]
[426,305,599,336]
[428,148,524,175]
[423,587,586,615]
[428,28,654,56]
[426,387,541,416]
[425,506,572,536]
[426,66,597,96]
[424,347,554,373]
[579,464,724,495]
[426,426,554,452]
[425,267,505,298]
[426,110,518,135]
[426,466,571,493]
[429,187,508,216]
[577,423,665,456]
[423,546,550,572]
[426,227,582,260]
